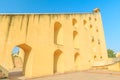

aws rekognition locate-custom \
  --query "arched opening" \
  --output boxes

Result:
[96,29,99,32]
[94,18,97,21]
[91,36,94,43]
[11,43,31,75]
[83,20,87,25]
[73,31,79,49]
[72,18,77,26]
[54,21,63,45]
[54,49,64,73]
[12,46,24,69]
[94,55,96,58]
[94,55,97,61]
[90,24,92,29]
[74,52,80,71]
[98,39,100,45]
[100,56,102,59]
[89,17,91,21]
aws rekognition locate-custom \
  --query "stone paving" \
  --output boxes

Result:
[9,69,120,80]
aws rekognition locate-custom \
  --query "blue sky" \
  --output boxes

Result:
[0,0,120,52]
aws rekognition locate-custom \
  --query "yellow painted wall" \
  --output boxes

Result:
[0,8,108,78]
[108,62,120,71]
[107,58,120,71]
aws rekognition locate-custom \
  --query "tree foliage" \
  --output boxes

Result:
[107,49,116,58]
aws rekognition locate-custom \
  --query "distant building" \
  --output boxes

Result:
[0,8,108,78]
[116,52,120,57]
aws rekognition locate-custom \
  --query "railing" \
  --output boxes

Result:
[92,58,120,66]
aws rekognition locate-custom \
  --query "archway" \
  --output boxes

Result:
[12,46,24,69]
[12,43,31,75]
[73,31,79,48]
[54,49,64,73]
[74,52,80,71]
[54,21,63,45]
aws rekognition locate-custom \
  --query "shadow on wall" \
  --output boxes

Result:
[12,43,32,75]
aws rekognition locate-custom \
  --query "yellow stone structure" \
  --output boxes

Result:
[116,52,120,58]
[0,8,108,78]
[107,58,120,71]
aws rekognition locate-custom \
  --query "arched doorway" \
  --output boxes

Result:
[12,46,24,69]
[74,52,80,71]
[12,43,31,75]
[54,49,64,73]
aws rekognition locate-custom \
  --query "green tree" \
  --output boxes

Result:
[107,49,116,58]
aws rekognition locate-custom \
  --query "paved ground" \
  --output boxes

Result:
[9,69,120,80]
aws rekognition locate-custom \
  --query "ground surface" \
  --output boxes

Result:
[9,69,120,80]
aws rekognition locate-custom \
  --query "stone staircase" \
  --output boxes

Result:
[0,65,9,79]
[0,65,23,79]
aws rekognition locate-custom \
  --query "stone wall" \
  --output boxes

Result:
[0,8,108,78]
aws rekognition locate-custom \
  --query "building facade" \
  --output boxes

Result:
[0,8,108,78]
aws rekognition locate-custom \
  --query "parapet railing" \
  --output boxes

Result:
[92,58,120,66]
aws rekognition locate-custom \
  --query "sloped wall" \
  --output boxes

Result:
[0,10,108,78]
